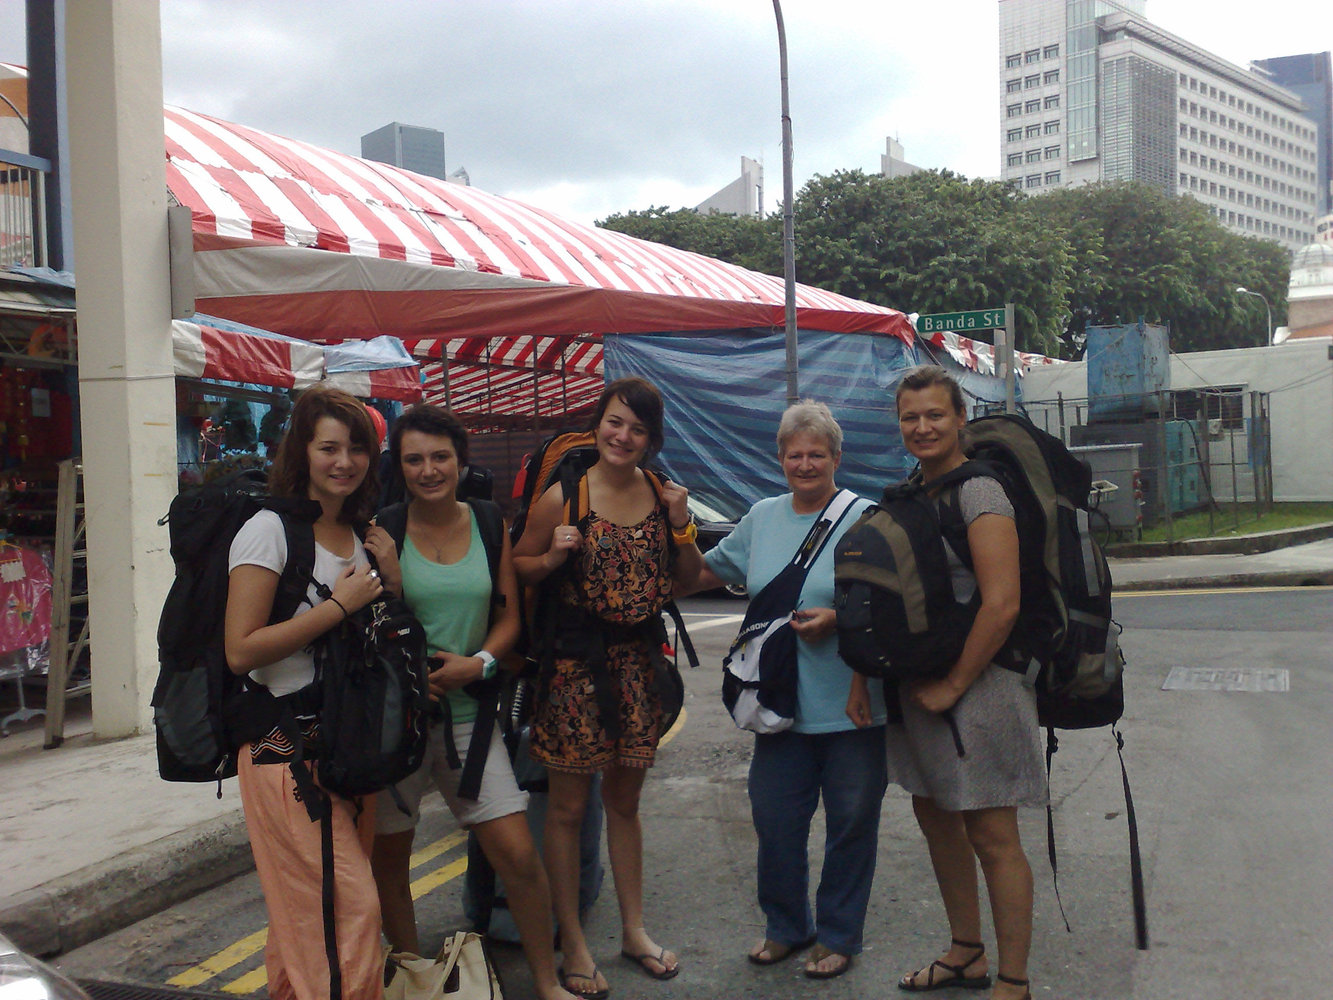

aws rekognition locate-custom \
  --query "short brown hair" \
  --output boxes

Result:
[895,365,966,415]
[268,387,379,523]
[588,376,665,465]
[389,403,469,470]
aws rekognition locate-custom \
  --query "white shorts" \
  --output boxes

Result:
[376,721,529,835]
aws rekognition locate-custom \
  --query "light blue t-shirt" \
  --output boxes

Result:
[705,492,887,733]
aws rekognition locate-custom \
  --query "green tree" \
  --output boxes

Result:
[793,170,1075,355]
[1026,182,1290,351]
[598,205,780,275]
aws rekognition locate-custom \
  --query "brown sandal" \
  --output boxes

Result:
[997,973,1032,999]
[748,935,816,965]
[897,938,991,992]
[804,944,853,980]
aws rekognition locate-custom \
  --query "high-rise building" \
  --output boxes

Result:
[360,122,447,180]
[1254,52,1333,216]
[999,0,1320,253]
[881,137,923,179]
[695,157,763,217]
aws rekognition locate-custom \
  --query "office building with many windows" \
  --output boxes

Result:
[999,0,1319,252]
[360,122,447,180]
[1254,52,1333,216]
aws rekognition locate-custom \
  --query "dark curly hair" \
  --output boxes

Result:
[388,403,469,470]
[268,387,379,524]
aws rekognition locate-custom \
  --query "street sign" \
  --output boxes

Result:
[914,308,1006,334]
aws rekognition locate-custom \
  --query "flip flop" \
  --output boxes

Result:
[747,935,817,966]
[620,947,680,981]
[804,944,853,980]
[558,966,610,1000]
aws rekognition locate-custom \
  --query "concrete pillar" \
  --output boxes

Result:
[65,1,176,737]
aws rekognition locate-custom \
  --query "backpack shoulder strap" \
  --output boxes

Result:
[274,510,318,619]
[642,469,677,556]
[467,498,505,586]
[375,502,410,553]
[558,464,591,531]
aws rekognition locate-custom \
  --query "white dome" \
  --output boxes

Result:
[1290,242,1333,291]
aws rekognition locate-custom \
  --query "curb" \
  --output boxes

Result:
[1107,521,1333,559]
[1113,568,1333,592]
[0,813,253,958]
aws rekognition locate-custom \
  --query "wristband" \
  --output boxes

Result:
[329,596,349,619]
[476,650,498,681]
[671,521,698,545]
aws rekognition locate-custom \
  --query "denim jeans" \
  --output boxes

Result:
[748,725,888,955]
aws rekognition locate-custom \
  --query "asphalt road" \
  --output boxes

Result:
[55,588,1333,1000]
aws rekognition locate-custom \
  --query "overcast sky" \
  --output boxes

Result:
[1,1,1331,223]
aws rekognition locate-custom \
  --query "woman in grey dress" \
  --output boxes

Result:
[847,366,1041,1000]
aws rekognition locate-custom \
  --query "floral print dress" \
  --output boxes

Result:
[529,506,673,772]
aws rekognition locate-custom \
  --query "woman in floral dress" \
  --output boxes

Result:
[514,377,701,1000]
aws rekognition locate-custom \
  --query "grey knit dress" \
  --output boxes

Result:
[883,476,1047,811]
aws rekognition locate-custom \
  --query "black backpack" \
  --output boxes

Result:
[300,565,432,804]
[374,499,506,801]
[834,415,1124,730]
[152,468,317,788]
[153,468,432,808]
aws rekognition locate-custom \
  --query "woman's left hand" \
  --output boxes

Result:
[789,606,836,643]
[660,478,691,530]
[908,675,967,714]
[426,651,482,699]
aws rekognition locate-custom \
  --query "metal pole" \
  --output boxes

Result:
[774,0,798,405]
[1001,302,1016,414]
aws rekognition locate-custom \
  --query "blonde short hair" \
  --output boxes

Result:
[776,400,842,457]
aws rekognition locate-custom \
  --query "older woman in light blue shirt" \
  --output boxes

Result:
[688,400,887,981]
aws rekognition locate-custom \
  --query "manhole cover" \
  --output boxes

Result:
[1162,666,1289,692]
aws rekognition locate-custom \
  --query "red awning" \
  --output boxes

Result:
[173,318,422,401]
[163,106,914,345]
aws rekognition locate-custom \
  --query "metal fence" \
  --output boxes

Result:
[1013,388,1274,542]
[1,150,48,269]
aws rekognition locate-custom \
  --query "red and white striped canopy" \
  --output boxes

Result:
[173,318,422,401]
[408,335,604,425]
[163,106,914,346]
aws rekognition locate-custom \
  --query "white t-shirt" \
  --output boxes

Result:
[227,508,369,696]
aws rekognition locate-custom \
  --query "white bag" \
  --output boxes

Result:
[385,932,504,1000]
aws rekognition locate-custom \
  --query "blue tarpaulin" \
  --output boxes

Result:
[603,328,1012,519]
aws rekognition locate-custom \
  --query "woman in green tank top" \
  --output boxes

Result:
[364,404,578,1000]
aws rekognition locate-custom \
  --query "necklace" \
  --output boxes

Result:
[409,502,465,563]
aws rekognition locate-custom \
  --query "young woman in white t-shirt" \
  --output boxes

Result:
[224,387,386,1000]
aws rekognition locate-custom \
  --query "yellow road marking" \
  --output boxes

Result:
[411,829,468,867]
[168,928,267,987]
[1118,584,1333,597]
[222,965,270,995]
[411,854,468,899]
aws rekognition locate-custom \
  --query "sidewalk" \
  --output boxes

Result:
[2,534,1332,959]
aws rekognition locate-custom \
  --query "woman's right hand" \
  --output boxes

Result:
[846,673,874,728]
[330,562,384,615]
[546,523,582,569]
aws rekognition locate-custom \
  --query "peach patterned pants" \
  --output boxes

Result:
[237,750,382,1000]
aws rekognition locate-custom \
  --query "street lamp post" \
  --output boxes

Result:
[773,0,797,405]
[1235,286,1273,346]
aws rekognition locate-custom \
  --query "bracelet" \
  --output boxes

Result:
[329,596,349,619]
[476,650,498,681]
[671,521,698,545]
